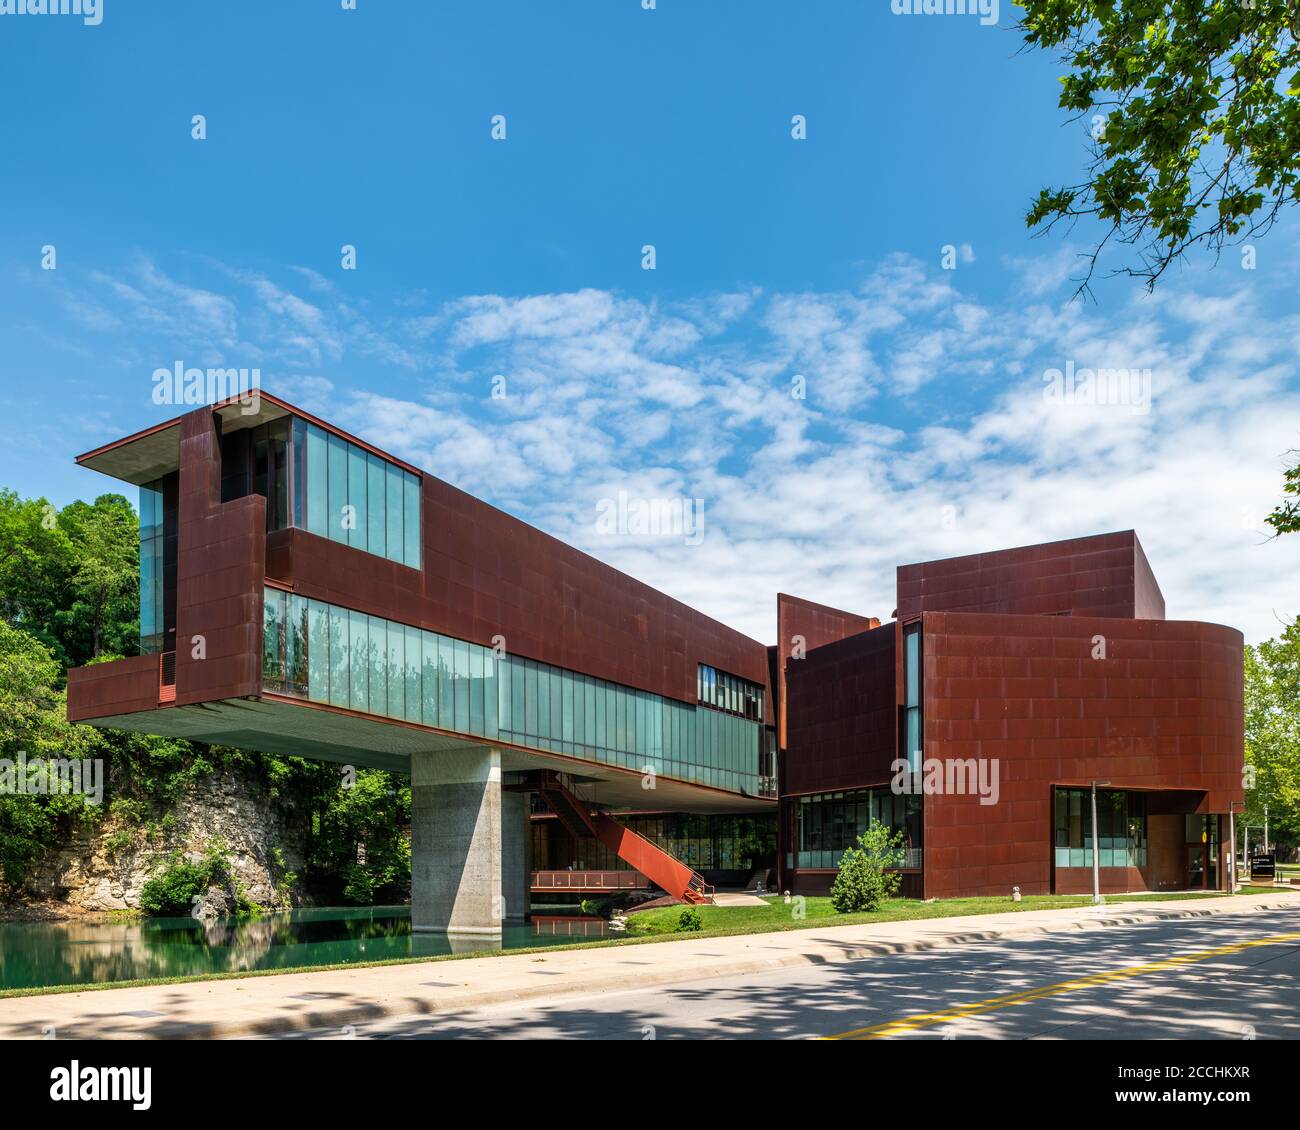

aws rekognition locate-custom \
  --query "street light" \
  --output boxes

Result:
[1090,780,1110,906]
[1229,801,1245,894]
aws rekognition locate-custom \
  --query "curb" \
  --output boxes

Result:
[79,895,1299,1039]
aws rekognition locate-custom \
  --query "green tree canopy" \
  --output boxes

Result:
[1244,616,1300,853]
[0,489,138,669]
[1267,455,1300,535]
[1020,0,1300,292]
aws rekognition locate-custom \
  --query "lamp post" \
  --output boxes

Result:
[1229,801,1244,893]
[1090,780,1110,906]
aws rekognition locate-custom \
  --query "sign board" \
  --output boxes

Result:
[1251,852,1276,878]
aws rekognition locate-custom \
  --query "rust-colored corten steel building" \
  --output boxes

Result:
[781,531,1244,899]
[68,394,1244,925]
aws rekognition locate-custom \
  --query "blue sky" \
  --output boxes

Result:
[1,0,1298,644]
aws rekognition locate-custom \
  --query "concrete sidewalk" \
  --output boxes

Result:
[3,893,1296,1040]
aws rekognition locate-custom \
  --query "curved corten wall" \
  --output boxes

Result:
[921,611,1243,898]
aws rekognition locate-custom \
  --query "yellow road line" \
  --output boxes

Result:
[824,929,1300,1040]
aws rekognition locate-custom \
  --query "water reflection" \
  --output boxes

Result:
[0,907,606,991]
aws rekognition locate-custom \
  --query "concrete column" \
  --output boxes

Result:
[411,748,503,936]
[501,789,531,924]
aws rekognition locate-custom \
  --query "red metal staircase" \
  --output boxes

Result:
[527,773,714,905]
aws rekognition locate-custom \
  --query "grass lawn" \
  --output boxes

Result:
[625,890,1241,939]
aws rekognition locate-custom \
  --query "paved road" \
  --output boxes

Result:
[279,910,1300,1040]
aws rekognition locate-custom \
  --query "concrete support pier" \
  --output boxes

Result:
[411,748,504,936]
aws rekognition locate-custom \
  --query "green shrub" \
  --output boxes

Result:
[675,907,703,932]
[138,856,213,916]
[341,863,374,905]
[138,842,236,916]
[830,820,905,914]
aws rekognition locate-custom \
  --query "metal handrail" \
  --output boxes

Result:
[530,870,650,890]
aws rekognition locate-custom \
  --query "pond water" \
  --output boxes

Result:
[0,907,609,991]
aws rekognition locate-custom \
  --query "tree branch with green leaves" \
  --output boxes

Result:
[1019,0,1300,295]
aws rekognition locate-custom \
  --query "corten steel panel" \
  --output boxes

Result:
[1133,536,1166,620]
[67,408,266,723]
[920,611,1244,899]
[269,476,771,709]
[174,410,265,706]
[783,621,898,796]
[66,655,159,723]
[775,593,879,748]
[896,530,1162,621]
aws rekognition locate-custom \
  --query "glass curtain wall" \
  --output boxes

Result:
[792,787,924,870]
[303,423,420,567]
[219,415,420,567]
[262,588,764,795]
[1054,788,1148,868]
[139,474,177,654]
[697,664,765,721]
[903,623,922,772]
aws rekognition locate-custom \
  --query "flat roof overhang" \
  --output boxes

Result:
[75,391,422,487]
[83,695,775,815]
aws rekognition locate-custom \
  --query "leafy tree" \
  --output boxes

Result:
[0,489,75,664]
[291,762,411,904]
[0,621,95,892]
[56,495,139,661]
[1020,0,1300,293]
[830,820,905,914]
[0,489,138,668]
[1267,455,1300,535]
[1244,616,1300,856]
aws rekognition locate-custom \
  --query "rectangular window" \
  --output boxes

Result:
[306,425,329,538]
[904,623,922,773]
[421,633,439,727]
[696,663,765,720]
[329,604,350,709]
[386,463,404,566]
[367,616,387,716]
[349,609,369,711]
[404,624,422,724]
[262,588,285,686]
[386,622,405,720]
[347,443,368,550]
[308,599,330,702]
[367,452,386,559]
[453,639,471,733]
[327,432,348,543]
[403,473,421,569]
[1053,788,1147,868]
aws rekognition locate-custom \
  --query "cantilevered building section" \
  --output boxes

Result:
[70,394,778,935]
[69,395,1245,924]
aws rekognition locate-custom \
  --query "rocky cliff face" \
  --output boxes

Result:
[20,765,306,916]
